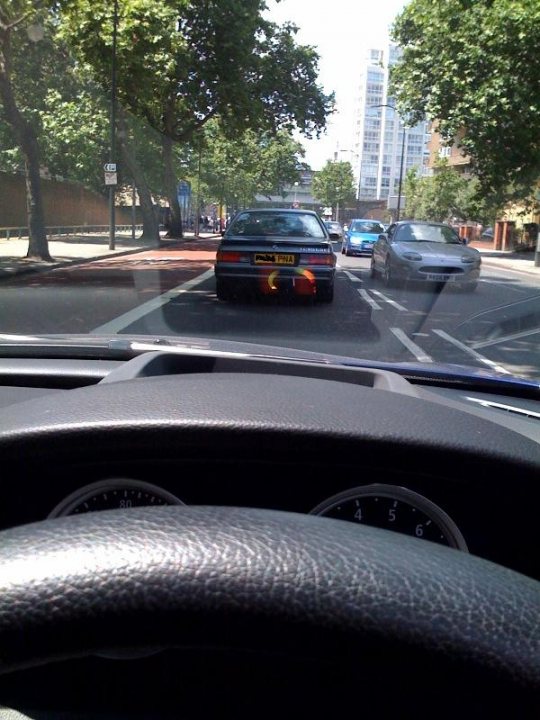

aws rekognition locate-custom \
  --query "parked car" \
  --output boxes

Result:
[342,219,386,256]
[371,221,481,291]
[215,208,336,302]
[481,226,494,240]
[323,220,344,240]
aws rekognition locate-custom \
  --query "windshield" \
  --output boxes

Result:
[396,224,461,243]
[350,221,385,234]
[228,211,326,238]
[1,0,539,383]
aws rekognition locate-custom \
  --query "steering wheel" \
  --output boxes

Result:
[0,505,538,716]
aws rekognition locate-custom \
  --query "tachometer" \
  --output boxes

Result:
[310,484,467,550]
[49,479,184,518]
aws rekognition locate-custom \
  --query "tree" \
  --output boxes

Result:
[1,10,166,247]
[390,0,540,204]
[404,160,500,224]
[59,0,334,237]
[196,121,304,213]
[311,161,355,218]
[0,2,50,259]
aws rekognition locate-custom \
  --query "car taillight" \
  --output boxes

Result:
[216,251,249,263]
[300,254,335,266]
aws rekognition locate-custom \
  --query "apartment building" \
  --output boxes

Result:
[351,45,430,202]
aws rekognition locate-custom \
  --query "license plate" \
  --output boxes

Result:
[426,273,455,282]
[254,253,295,265]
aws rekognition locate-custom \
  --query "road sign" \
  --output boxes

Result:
[104,171,118,186]
[103,163,117,172]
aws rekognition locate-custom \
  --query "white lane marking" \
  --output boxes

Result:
[358,288,381,310]
[471,326,540,350]
[370,290,407,311]
[432,329,511,375]
[91,267,215,334]
[390,327,433,363]
[344,270,363,282]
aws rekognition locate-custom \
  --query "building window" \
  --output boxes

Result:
[439,146,451,158]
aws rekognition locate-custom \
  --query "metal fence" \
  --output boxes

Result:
[0,225,145,240]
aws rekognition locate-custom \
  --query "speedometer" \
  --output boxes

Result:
[310,484,467,550]
[49,479,184,518]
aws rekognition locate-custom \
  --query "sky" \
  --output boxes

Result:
[265,0,407,170]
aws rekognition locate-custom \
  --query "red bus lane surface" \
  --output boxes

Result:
[0,240,219,335]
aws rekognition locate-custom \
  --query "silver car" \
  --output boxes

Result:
[371,221,481,291]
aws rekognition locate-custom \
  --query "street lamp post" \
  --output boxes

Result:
[108,0,119,251]
[396,126,406,221]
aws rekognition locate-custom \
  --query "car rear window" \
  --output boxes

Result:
[350,221,385,233]
[227,212,326,238]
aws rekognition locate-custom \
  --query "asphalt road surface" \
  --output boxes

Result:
[1,239,539,381]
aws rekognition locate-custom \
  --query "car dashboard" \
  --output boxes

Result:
[0,345,539,719]
[0,346,538,581]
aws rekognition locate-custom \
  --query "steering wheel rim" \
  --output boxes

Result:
[0,505,538,710]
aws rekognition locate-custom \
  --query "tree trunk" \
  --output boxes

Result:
[0,30,50,260]
[22,126,50,259]
[162,134,183,238]
[117,113,160,246]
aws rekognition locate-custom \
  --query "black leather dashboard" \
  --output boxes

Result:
[0,358,538,580]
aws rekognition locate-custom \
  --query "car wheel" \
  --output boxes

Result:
[345,246,351,257]
[317,283,334,303]
[216,279,232,301]
[383,260,397,288]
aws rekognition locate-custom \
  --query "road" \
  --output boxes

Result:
[1,238,539,380]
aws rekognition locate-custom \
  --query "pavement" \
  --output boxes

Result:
[0,231,538,279]
[468,241,540,277]
[0,230,221,279]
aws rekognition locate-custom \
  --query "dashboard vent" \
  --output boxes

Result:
[465,396,540,421]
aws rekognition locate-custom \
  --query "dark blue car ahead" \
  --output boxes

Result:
[342,219,386,256]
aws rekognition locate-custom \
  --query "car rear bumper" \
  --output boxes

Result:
[347,243,374,255]
[215,264,335,294]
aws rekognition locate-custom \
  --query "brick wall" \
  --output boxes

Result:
[0,172,134,227]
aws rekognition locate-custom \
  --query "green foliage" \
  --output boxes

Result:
[404,160,500,224]
[390,0,540,202]
[311,161,356,208]
[186,120,304,208]
[58,0,334,144]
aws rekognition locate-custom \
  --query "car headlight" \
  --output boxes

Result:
[461,255,476,263]
[350,237,361,244]
[402,251,422,261]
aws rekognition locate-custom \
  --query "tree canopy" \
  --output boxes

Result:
[390,0,540,204]
[195,120,304,210]
[311,161,356,211]
[404,160,500,224]
[57,0,333,236]
[59,0,333,143]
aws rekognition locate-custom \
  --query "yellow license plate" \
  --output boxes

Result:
[254,253,295,265]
